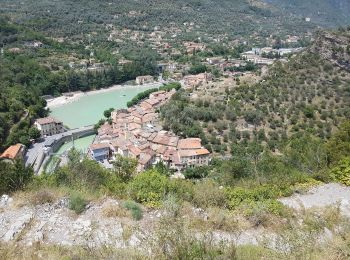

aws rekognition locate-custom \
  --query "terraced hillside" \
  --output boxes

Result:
[160,29,350,154]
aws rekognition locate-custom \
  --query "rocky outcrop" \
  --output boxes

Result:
[1,183,349,249]
[279,183,350,217]
[0,197,148,247]
[310,30,350,72]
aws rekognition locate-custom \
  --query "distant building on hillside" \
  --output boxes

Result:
[24,41,43,48]
[34,117,64,137]
[0,144,26,163]
[183,42,206,54]
[136,75,154,85]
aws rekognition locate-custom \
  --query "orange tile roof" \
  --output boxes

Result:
[177,138,202,150]
[128,145,142,157]
[35,117,62,125]
[145,98,160,106]
[179,148,210,157]
[195,148,211,156]
[128,123,142,131]
[139,153,153,165]
[142,113,157,123]
[0,144,24,160]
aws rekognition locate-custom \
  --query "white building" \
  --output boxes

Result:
[136,75,154,85]
[34,117,64,136]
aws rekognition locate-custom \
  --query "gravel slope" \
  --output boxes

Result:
[279,183,350,216]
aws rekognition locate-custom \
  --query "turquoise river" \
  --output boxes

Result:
[50,85,157,129]
[49,84,156,155]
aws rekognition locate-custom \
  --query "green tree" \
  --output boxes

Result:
[329,157,350,186]
[128,169,169,207]
[113,155,138,182]
[326,121,350,164]
[28,127,41,140]
[188,63,207,75]
[285,134,327,174]
[184,166,210,179]
[0,160,34,194]
[103,107,114,118]
[67,148,82,169]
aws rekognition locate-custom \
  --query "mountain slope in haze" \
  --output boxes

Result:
[0,0,314,40]
[264,0,350,26]
[1,0,349,42]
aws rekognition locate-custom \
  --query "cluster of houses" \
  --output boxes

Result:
[0,116,65,164]
[183,72,213,89]
[242,47,303,65]
[89,89,211,172]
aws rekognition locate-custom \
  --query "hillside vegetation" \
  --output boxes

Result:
[161,29,350,154]
[0,0,314,41]
[264,0,350,26]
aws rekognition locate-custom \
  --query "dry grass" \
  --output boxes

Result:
[121,223,134,243]
[180,203,243,233]
[12,188,64,208]
[29,190,56,205]
[0,243,146,260]
[102,203,131,219]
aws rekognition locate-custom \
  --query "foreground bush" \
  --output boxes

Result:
[192,179,226,208]
[128,170,169,207]
[330,157,350,186]
[154,214,237,259]
[0,160,33,194]
[122,201,143,220]
[69,193,87,214]
[52,158,109,190]
[30,189,56,205]
[225,185,281,210]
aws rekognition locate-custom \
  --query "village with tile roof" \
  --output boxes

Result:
[89,88,211,173]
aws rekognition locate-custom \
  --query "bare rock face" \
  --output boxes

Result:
[310,31,350,72]
[0,194,13,208]
[278,183,350,217]
[2,212,34,242]
[1,184,349,250]
[0,197,147,248]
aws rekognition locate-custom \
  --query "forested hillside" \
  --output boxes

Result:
[0,17,159,151]
[0,0,314,41]
[264,0,350,26]
[1,0,349,45]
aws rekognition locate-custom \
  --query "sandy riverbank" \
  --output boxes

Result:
[46,82,163,109]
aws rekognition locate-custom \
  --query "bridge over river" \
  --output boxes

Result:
[25,125,95,174]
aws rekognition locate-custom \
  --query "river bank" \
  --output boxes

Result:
[46,82,162,109]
